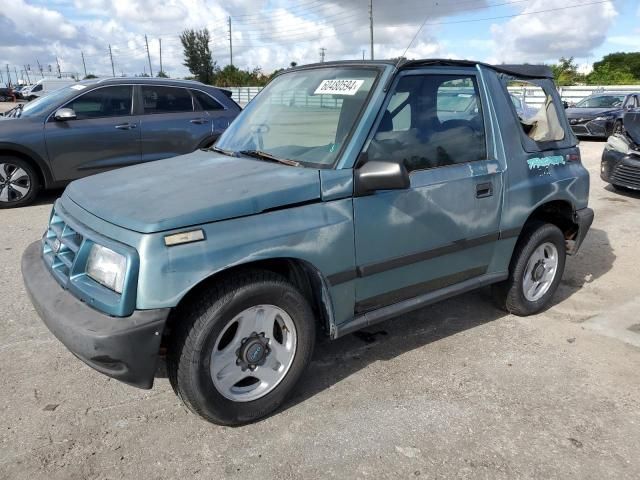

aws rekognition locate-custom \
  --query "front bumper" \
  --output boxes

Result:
[21,241,170,389]
[601,149,640,191]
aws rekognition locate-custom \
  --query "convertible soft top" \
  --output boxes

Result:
[400,59,554,79]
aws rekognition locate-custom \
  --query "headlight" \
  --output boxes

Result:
[86,244,127,293]
[594,115,615,121]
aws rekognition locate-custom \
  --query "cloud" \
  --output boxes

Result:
[0,0,622,82]
[490,0,618,63]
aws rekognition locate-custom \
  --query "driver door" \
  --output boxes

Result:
[352,70,504,314]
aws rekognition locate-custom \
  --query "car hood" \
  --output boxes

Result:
[64,150,322,233]
[565,107,618,119]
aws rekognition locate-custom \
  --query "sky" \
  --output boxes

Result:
[0,0,638,82]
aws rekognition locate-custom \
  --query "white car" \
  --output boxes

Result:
[23,78,76,100]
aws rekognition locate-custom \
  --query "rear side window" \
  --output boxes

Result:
[66,86,132,120]
[192,90,224,111]
[142,86,193,114]
[31,84,42,92]
[507,80,564,143]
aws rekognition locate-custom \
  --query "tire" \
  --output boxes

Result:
[613,120,623,136]
[0,157,41,208]
[492,222,566,316]
[167,270,316,425]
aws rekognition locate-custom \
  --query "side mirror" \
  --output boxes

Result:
[563,101,570,109]
[355,160,410,195]
[54,108,76,121]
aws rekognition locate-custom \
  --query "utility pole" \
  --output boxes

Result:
[369,0,374,60]
[55,56,61,77]
[362,49,365,60]
[0,70,4,86]
[159,38,163,75]
[14,67,19,84]
[319,47,326,63]
[24,65,31,84]
[81,51,87,78]
[228,16,233,67]
[6,65,11,86]
[36,59,44,78]
[108,45,115,77]
[144,35,153,76]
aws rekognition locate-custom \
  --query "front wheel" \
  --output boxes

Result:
[613,120,624,135]
[492,222,566,316]
[167,270,316,425]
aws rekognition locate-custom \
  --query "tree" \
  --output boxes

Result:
[550,57,584,86]
[593,52,640,81]
[586,63,637,85]
[180,28,216,84]
[83,74,98,80]
[156,71,169,78]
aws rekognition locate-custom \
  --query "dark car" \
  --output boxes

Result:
[0,87,17,102]
[0,78,241,208]
[601,111,640,191]
[565,91,640,138]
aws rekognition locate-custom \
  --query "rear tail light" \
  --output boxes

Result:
[566,153,581,163]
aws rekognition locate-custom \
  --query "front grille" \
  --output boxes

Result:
[611,164,640,189]
[571,125,590,135]
[42,208,84,286]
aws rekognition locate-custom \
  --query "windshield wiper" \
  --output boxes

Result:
[209,145,238,157]
[239,150,300,167]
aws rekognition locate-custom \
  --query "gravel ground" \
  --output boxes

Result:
[1,137,639,479]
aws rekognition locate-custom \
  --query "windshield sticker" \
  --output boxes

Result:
[70,85,87,90]
[527,155,565,170]
[314,79,364,96]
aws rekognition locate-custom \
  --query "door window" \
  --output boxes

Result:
[366,74,487,172]
[31,84,43,92]
[66,86,132,120]
[142,86,194,114]
[192,90,224,111]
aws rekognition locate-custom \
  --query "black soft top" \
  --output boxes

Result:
[400,59,553,79]
[291,59,553,80]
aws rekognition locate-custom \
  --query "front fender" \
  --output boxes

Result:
[136,199,357,327]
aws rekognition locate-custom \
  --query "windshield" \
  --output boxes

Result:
[216,66,380,167]
[19,86,83,117]
[575,94,626,108]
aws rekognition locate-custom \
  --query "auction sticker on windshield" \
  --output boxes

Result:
[314,79,364,96]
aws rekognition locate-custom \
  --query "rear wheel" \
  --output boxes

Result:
[0,157,40,208]
[492,222,566,316]
[167,270,316,425]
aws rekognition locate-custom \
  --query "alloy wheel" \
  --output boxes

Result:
[210,304,297,402]
[522,242,559,302]
[0,162,31,204]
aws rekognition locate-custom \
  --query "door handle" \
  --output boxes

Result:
[476,182,493,198]
[115,123,136,130]
[190,118,209,125]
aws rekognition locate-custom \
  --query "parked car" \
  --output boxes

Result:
[22,60,593,425]
[565,91,640,138]
[21,78,77,101]
[0,77,241,207]
[601,111,640,191]
[0,87,17,102]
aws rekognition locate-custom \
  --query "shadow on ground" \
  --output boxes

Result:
[154,229,615,419]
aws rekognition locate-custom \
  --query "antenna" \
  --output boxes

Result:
[386,8,435,90]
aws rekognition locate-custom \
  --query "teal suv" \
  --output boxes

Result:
[22,60,593,425]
